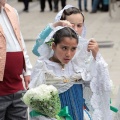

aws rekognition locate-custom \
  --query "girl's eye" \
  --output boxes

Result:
[62,47,67,50]
[77,24,82,28]
[71,47,77,51]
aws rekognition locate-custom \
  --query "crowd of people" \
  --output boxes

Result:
[22,0,66,12]
[0,0,119,120]
[22,0,109,13]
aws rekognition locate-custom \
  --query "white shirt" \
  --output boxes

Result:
[0,6,32,76]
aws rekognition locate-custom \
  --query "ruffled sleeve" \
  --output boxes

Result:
[89,52,112,120]
[80,52,112,120]
[29,58,47,88]
[73,37,112,119]
[32,24,54,56]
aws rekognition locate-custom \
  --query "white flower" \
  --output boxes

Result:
[22,84,61,118]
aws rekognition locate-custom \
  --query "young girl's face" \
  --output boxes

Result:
[66,13,83,36]
[52,37,78,64]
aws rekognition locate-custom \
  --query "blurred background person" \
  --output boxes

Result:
[54,0,66,12]
[90,0,100,13]
[23,0,29,12]
[91,0,109,13]
[78,0,88,12]
[101,0,109,12]
[39,0,52,12]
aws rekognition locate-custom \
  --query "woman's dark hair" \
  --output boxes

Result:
[60,7,84,22]
[53,27,78,45]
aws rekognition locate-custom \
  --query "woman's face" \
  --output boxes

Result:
[66,13,84,36]
[52,37,78,64]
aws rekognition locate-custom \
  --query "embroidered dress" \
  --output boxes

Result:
[29,26,112,120]
[59,84,84,120]
[29,50,111,120]
[29,59,85,120]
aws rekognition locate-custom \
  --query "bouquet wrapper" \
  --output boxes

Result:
[30,106,72,120]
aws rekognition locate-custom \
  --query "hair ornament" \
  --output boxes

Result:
[45,38,54,47]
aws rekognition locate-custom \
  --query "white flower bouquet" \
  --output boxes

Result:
[22,84,61,119]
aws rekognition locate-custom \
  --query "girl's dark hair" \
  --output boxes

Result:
[53,27,78,45]
[60,7,84,22]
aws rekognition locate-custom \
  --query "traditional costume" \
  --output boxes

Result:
[29,24,112,120]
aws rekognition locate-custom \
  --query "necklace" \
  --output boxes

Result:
[60,63,65,70]
[49,56,65,70]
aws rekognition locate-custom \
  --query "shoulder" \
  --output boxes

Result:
[5,4,18,15]
[33,58,46,69]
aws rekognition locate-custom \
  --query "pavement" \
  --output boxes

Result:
[7,0,120,105]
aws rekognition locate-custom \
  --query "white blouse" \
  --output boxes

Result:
[29,59,84,94]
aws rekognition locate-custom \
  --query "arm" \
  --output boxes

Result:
[87,38,99,59]
[32,20,72,56]
[90,53,112,120]
[14,8,32,89]
[76,40,112,119]
[32,24,54,56]
[20,32,32,89]
[29,59,46,89]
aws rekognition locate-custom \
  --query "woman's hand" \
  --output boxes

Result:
[87,38,99,59]
[53,20,72,28]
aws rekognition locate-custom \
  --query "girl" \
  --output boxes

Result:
[32,5,98,60]
[29,26,111,120]
[30,5,112,120]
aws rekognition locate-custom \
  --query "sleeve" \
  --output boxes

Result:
[21,32,32,76]
[112,87,120,120]
[73,37,112,119]
[32,24,54,56]
[89,52,112,120]
[14,8,32,76]
[29,58,46,89]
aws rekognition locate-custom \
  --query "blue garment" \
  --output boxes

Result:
[32,25,52,56]
[59,84,84,120]
[103,0,109,5]
[92,0,99,11]
[78,0,87,10]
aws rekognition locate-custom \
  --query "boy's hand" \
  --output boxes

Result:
[24,75,30,90]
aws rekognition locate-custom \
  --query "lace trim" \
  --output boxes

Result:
[90,53,112,120]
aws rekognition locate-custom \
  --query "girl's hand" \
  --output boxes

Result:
[87,38,99,59]
[53,20,72,28]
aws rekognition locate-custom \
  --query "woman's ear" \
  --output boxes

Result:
[52,42,56,50]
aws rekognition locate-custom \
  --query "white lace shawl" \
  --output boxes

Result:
[29,37,112,120]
